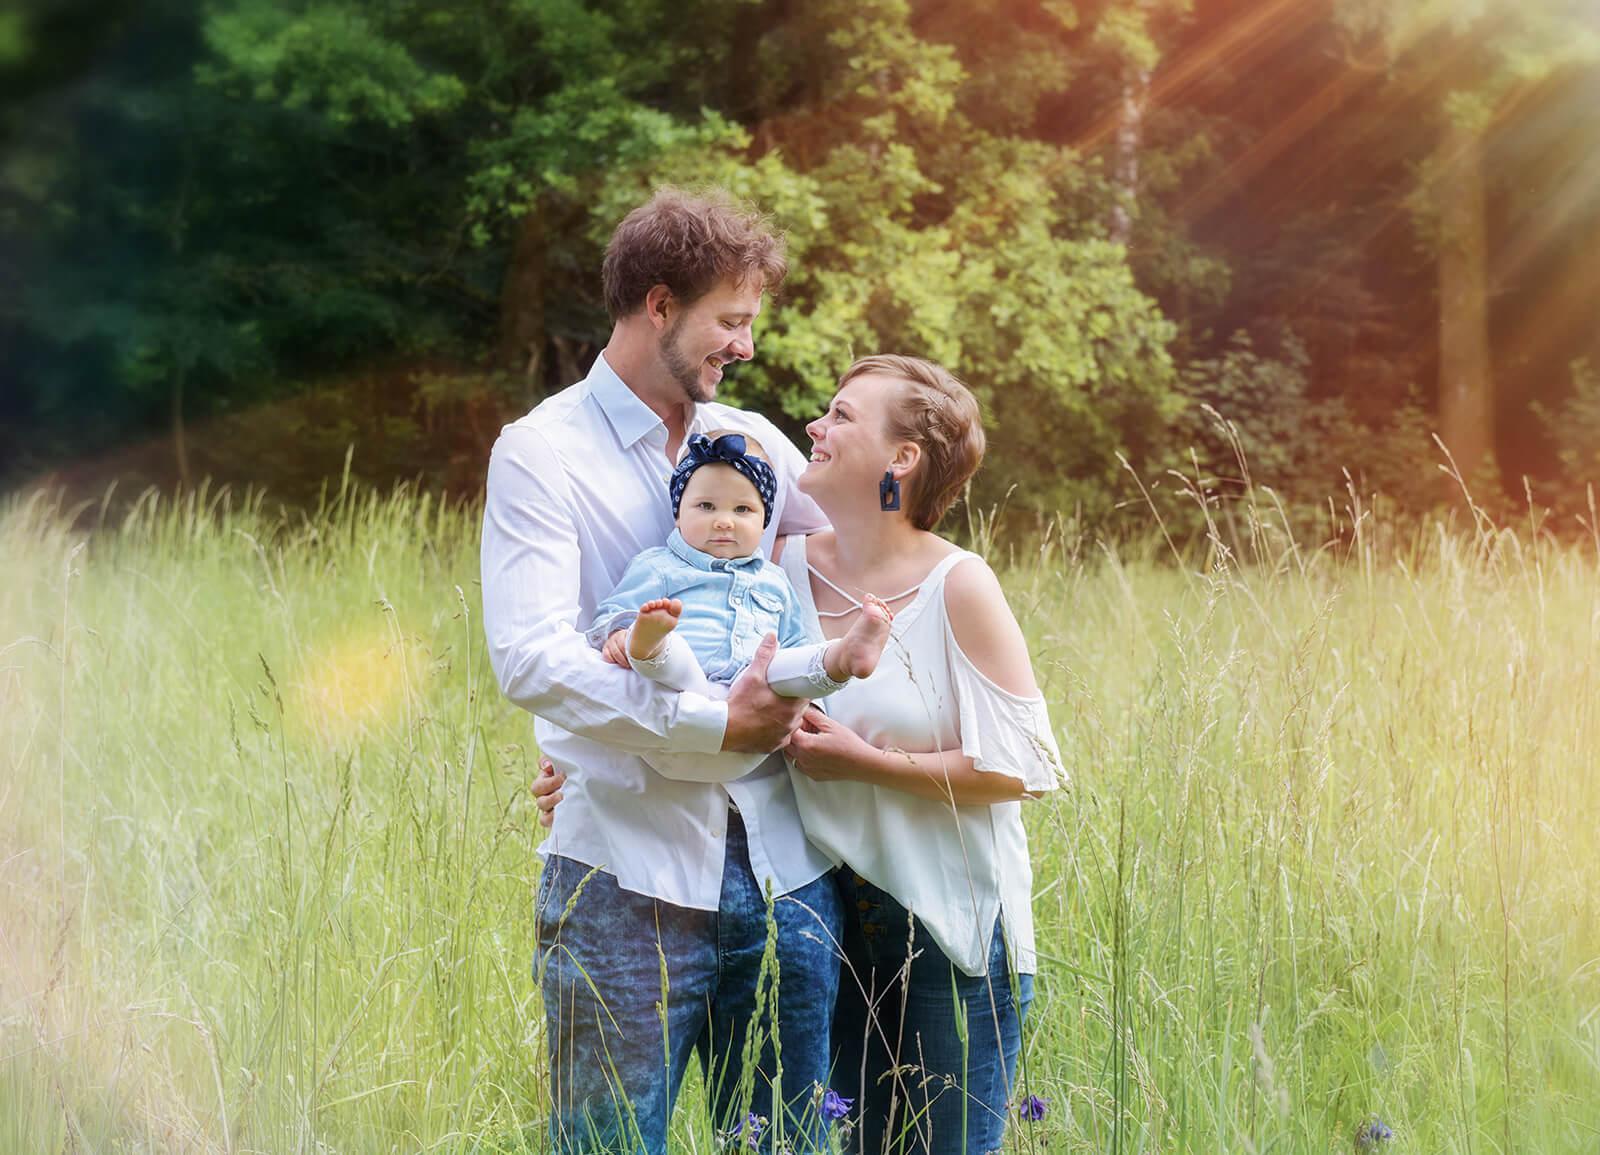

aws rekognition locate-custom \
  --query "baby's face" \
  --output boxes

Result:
[677,464,765,559]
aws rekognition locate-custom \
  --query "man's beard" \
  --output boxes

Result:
[661,318,717,404]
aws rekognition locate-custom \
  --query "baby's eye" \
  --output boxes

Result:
[697,501,716,511]
[736,505,754,515]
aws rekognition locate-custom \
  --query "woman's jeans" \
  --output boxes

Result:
[534,810,843,1154]
[831,870,1033,1155]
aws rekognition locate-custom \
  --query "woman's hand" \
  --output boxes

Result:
[532,754,565,827]
[600,629,630,667]
[786,707,882,782]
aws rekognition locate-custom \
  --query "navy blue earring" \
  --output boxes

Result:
[879,469,901,511]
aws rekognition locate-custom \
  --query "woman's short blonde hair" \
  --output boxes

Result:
[837,354,985,531]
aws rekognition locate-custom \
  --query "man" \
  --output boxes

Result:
[481,188,841,1155]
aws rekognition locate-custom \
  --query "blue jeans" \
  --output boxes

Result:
[534,810,843,1154]
[830,871,1033,1155]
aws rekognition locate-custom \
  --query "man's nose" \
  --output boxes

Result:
[729,325,754,361]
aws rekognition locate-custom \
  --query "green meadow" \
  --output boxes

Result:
[2,481,1597,1153]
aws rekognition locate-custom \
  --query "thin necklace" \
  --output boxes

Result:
[807,563,923,619]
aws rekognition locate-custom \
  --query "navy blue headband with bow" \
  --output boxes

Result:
[669,433,778,528]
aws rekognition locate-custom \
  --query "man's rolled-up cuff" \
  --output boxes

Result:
[664,693,727,755]
[649,697,768,783]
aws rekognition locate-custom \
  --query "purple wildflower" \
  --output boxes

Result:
[820,1089,854,1121]
[727,1113,763,1146]
[1354,1115,1394,1151]
[1018,1094,1049,1122]
[819,1087,857,1113]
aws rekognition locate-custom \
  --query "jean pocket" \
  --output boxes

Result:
[533,857,568,940]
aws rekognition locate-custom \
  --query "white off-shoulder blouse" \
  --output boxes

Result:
[779,536,1067,977]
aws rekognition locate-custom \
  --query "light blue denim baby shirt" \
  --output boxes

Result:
[587,529,813,683]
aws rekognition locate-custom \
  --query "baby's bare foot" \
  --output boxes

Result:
[629,597,683,661]
[827,594,893,681]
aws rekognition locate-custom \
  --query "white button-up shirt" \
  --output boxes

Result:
[481,353,834,909]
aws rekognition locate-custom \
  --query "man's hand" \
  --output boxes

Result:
[721,633,809,753]
[532,754,565,827]
[600,628,630,667]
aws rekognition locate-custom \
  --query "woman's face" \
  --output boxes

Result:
[800,372,903,507]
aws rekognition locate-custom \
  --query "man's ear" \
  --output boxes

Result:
[644,285,674,332]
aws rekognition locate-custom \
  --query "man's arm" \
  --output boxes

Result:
[481,425,726,757]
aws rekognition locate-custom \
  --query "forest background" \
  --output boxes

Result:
[3,0,1599,529]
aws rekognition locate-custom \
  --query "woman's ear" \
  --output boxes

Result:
[890,442,921,480]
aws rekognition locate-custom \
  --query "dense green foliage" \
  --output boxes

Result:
[4,488,1598,1151]
[3,0,1599,523]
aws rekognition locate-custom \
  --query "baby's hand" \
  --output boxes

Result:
[601,628,630,667]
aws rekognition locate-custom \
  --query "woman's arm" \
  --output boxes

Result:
[786,554,1054,804]
[786,709,1029,805]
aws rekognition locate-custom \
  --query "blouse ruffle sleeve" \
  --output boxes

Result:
[943,616,1068,794]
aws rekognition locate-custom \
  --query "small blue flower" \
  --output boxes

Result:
[1354,1115,1394,1151]
[727,1113,763,1146]
[820,1089,854,1121]
[1018,1094,1049,1122]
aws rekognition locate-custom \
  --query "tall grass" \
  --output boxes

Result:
[2,478,1597,1152]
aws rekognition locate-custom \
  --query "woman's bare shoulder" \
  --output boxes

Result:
[942,555,1039,697]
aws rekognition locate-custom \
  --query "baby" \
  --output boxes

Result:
[588,431,892,701]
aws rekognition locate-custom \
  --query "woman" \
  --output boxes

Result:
[779,354,1064,1155]
[535,354,1064,1154]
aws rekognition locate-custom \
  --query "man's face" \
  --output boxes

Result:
[658,277,763,404]
[676,464,766,559]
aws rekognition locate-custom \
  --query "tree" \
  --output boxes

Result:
[590,0,1180,519]
[1335,0,1600,495]
[0,0,758,482]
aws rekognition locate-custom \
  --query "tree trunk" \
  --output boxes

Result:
[496,200,548,379]
[1436,114,1493,494]
[1109,61,1149,247]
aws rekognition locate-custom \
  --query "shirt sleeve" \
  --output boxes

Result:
[586,553,669,648]
[942,613,1068,794]
[481,424,727,756]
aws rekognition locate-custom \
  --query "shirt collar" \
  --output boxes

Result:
[667,528,767,571]
[589,352,686,449]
